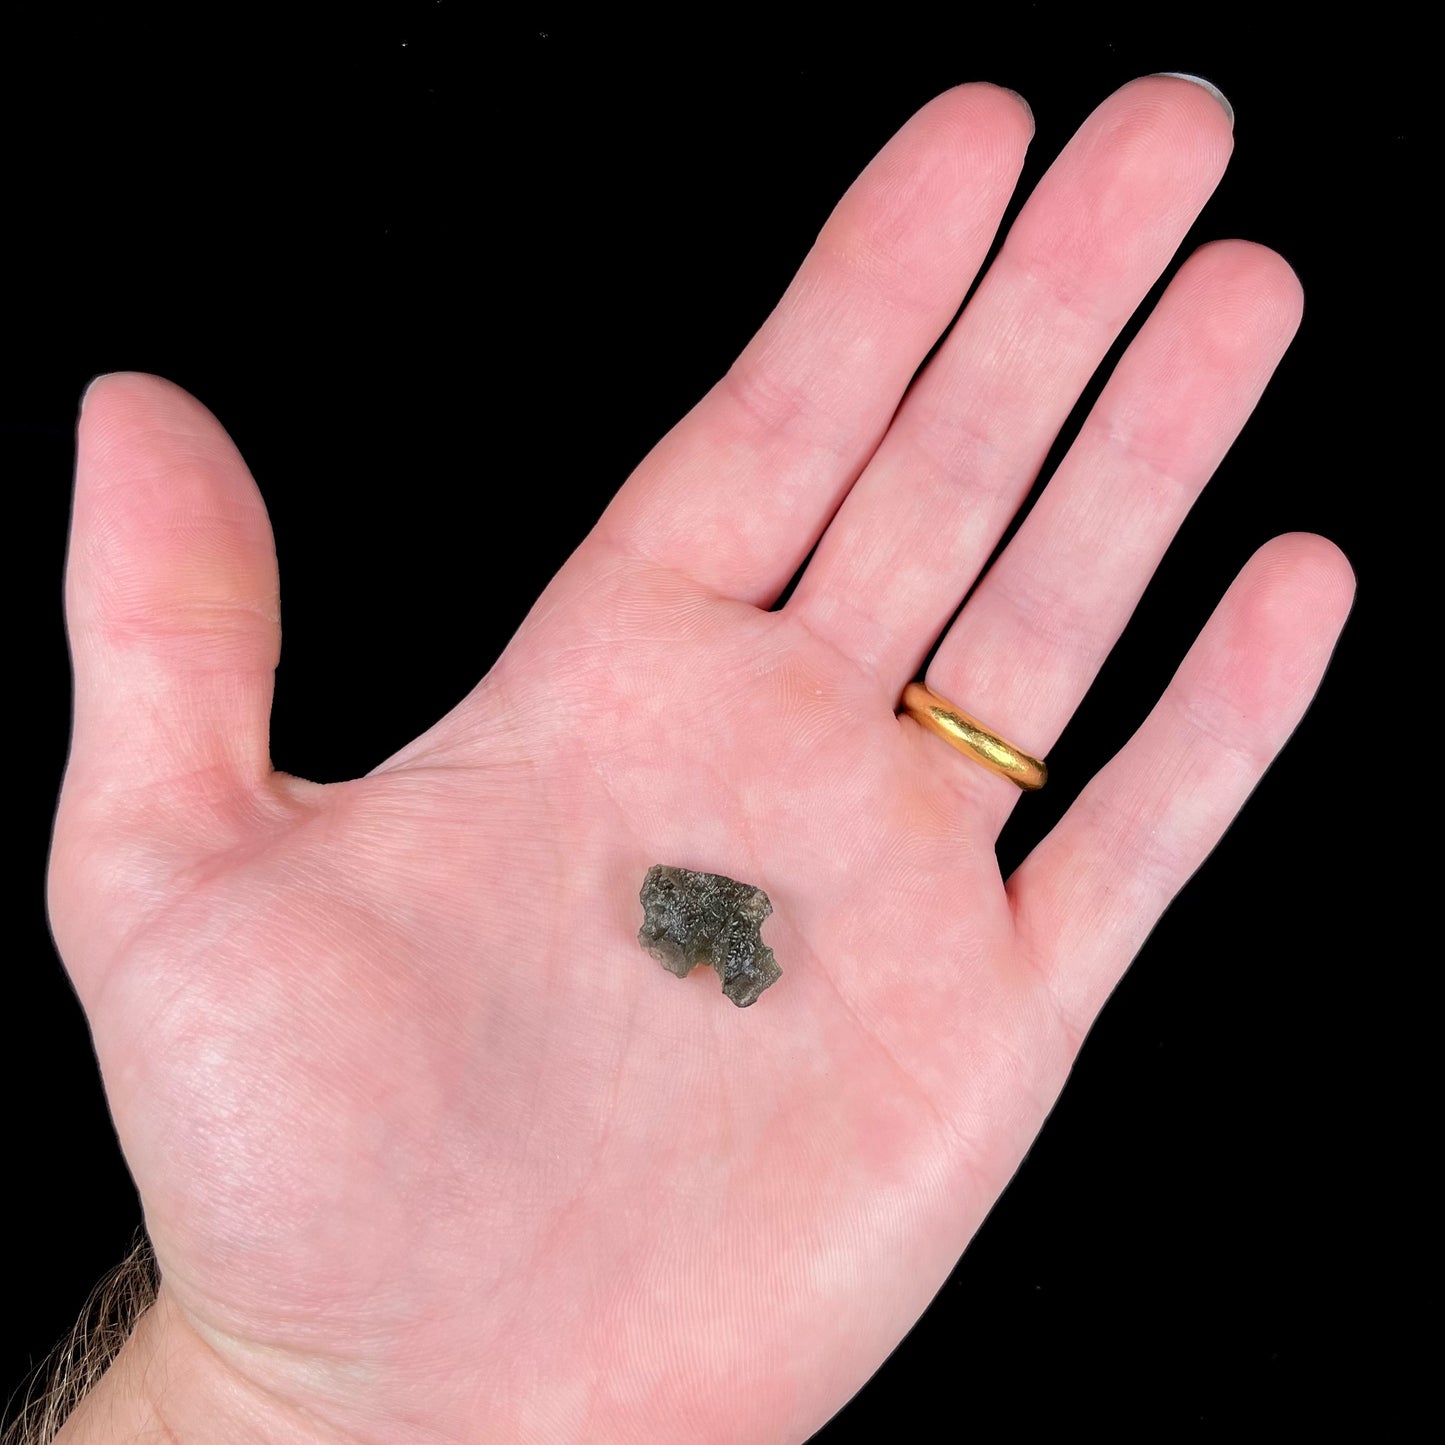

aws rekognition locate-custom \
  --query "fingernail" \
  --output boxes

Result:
[1152,72,1234,128]
[1000,87,1035,135]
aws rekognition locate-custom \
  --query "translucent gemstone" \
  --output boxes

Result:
[637,864,782,1008]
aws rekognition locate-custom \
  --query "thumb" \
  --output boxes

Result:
[53,374,283,987]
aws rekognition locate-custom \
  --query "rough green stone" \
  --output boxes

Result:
[637,865,781,1008]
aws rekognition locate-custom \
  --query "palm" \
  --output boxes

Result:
[51,79,1351,1445]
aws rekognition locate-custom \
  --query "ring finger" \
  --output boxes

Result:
[922,237,1304,833]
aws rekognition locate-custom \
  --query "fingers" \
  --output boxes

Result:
[1008,536,1354,1040]
[789,75,1235,679]
[926,240,1305,831]
[599,83,1034,602]
[59,373,281,814]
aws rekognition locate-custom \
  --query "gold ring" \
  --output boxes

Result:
[900,682,1047,791]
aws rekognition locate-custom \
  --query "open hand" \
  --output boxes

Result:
[50,76,1351,1444]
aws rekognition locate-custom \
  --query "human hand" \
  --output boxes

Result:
[48,76,1351,1443]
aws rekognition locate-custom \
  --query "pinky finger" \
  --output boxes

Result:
[1009,535,1355,1038]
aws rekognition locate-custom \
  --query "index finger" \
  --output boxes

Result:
[598,83,1034,603]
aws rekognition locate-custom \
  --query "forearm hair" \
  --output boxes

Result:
[2,1234,158,1445]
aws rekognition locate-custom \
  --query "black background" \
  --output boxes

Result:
[5,10,1423,1438]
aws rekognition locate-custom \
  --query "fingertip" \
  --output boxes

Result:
[922,80,1036,152]
[1250,531,1358,616]
[1149,72,1235,130]
[984,83,1034,138]
[818,79,1036,306]
[1252,244,1305,319]
[1173,240,1306,352]
[80,371,201,433]
[983,80,1035,141]
[80,371,118,414]
[1187,239,1304,310]
[80,370,169,419]
[1222,535,1358,712]
[75,376,252,507]
[1108,72,1236,161]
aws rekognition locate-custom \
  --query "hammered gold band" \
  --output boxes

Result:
[901,683,1048,791]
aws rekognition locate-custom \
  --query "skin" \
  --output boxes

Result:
[49,77,1352,1444]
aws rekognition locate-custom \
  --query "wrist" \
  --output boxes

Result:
[54,1288,343,1445]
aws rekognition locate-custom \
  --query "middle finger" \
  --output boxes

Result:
[788,75,1234,686]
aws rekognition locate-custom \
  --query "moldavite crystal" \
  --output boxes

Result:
[637,865,781,1008]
